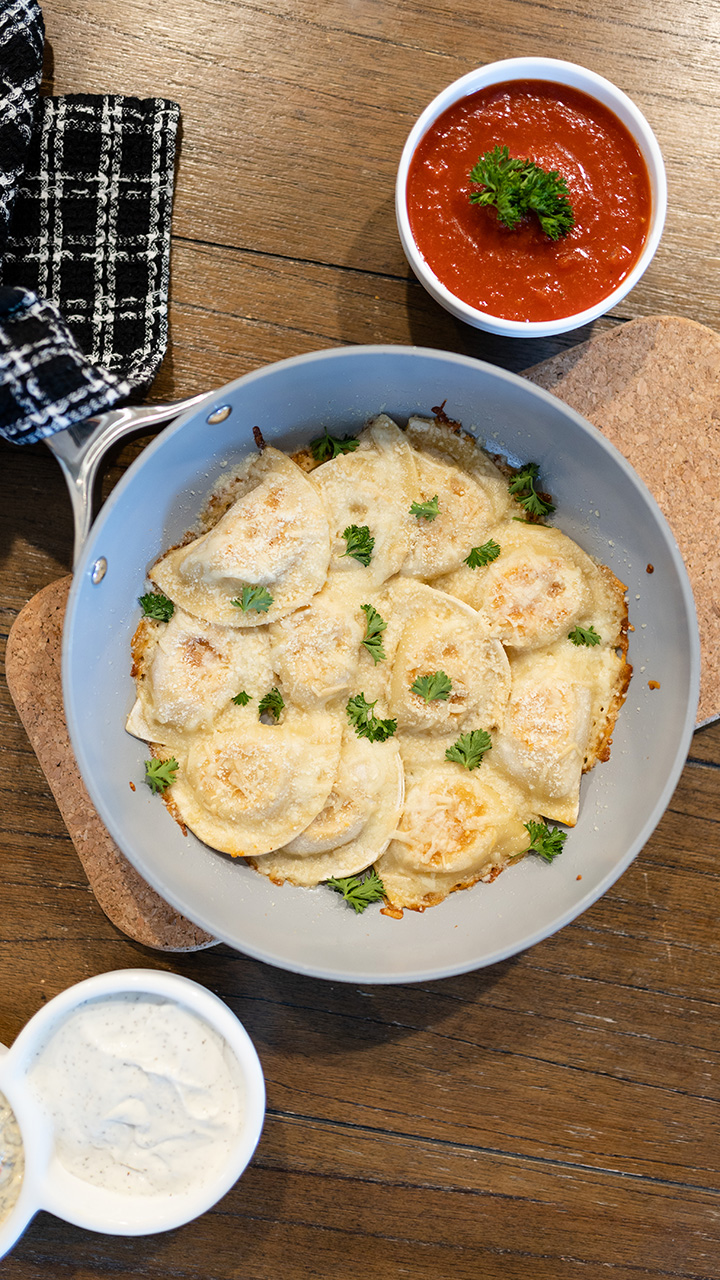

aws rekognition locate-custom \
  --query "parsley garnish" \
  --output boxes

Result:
[568,624,602,647]
[508,463,555,520]
[410,494,440,521]
[411,670,452,703]
[346,693,397,743]
[326,868,386,914]
[232,690,251,706]
[309,428,360,462]
[258,687,285,722]
[139,591,174,622]
[342,524,374,566]
[144,757,179,794]
[469,145,575,240]
[361,603,387,664]
[445,729,492,770]
[523,820,567,862]
[231,585,274,613]
[464,539,501,569]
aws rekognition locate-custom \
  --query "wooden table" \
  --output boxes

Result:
[2,2,719,1276]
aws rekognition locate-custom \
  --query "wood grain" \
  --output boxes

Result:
[6,314,718,954]
[2,0,720,1277]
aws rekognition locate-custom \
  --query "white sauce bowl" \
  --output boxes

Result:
[395,56,667,337]
[0,969,265,1257]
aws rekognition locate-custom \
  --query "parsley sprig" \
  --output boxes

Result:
[258,687,285,722]
[325,868,385,914]
[469,145,575,240]
[464,539,501,569]
[445,729,492,770]
[410,494,440,521]
[508,464,555,521]
[361,603,387,664]
[310,428,359,463]
[523,820,567,862]
[346,693,397,743]
[411,670,452,703]
[144,757,179,794]
[231,585,274,613]
[568,624,602,647]
[139,591,174,622]
[342,524,375,566]
[232,690,251,706]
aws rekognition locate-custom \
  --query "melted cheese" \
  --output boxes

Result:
[376,762,531,909]
[250,731,404,885]
[401,416,513,579]
[168,709,343,858]
[150,448,330,627]
[312,415,416,587]
[126,609,272,749]
[439,522,610,648]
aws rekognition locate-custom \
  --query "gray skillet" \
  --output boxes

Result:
[57,345,700,983]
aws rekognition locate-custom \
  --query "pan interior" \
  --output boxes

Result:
[62,346,699,983]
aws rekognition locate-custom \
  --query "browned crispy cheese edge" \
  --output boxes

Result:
[583,562,633,772]
[130,615,159,681]
[380,857,513,918]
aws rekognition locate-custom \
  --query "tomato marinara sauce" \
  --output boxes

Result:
[406,80,652,323]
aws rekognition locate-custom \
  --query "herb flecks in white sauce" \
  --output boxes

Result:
[28,993,245,1197]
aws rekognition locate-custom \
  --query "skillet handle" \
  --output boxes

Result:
[45,394,213,569]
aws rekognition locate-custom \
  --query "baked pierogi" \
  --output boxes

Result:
[128,412,631,913]
[150,447,331,627]
[249,730,404,886]
[375,763,532,911]
[166,708,343,859]
[268,578,365,709]
[313,415,416,587]
[127,608,273,750]
[401,416,513,579]
[366,578,511,735]
[439,521,622,650]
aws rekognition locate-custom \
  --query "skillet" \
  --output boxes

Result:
[58,345,700,983]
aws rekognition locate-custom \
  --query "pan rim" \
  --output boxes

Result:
[62,343,701,983]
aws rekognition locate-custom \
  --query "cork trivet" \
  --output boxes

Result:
[524,314,719,726]
[5,576,218,951]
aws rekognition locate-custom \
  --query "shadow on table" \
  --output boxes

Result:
[399,270,602,375]
[170,942,531,1065]
[339,193,602,374]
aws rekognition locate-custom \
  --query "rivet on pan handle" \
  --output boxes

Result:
[44,394,218,570]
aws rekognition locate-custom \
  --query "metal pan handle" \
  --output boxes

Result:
[45,394,213,568]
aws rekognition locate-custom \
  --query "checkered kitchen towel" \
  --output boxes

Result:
[0,0,180,443]
[0,0,42,243]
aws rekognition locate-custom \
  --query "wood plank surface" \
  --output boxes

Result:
[1,1,720,1277]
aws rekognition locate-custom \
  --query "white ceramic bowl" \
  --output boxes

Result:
[0,970,265,1258]
[395,57,667,337]
[62,346,700,983]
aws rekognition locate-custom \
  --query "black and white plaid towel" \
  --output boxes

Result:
[0,0,180,444]
[0,284,130,435]
[0,0,43,243]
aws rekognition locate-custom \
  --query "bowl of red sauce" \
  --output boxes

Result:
[396,57,667,337]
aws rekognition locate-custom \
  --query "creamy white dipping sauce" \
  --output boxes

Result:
[28,994,245,1196]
